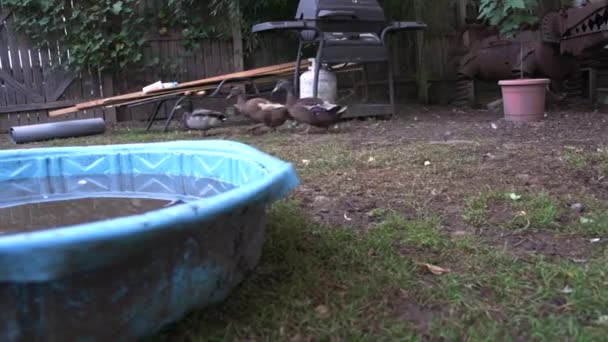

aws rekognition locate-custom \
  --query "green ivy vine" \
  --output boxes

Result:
[477,0,540,37]
[4,0,417,74]
[4,0,298,73]
[4,0,147,73]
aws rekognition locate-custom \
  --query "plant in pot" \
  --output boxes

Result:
[478,0,550,122]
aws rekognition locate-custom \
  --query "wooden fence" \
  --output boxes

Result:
[0,0,570,131]
[0,0,241,131]
[0,5,115,132]
[118,35,236,122]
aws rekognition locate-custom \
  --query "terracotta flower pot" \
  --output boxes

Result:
[498,78,550,122]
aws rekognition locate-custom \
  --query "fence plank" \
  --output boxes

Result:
[0,2,244,127]
[0,18,17,106]
[30,48,44,97]
[0,68,43,102]
[5,14,27,104]
[17,36,34,93]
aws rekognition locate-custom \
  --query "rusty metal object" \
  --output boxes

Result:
[455,1,608,106]
[459,30,579,83]
[560,1,608,55]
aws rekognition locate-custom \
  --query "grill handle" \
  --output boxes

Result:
[381,21,427,41]
[318,10,358,20]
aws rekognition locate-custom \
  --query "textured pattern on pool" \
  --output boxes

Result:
[0,140,299,341]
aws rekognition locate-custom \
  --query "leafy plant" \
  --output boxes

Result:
[4,0,147,73]
[477,0,540,37]
[4,0,297,73]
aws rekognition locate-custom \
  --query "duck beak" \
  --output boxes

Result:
[271,86,280,94]
[226,93,233,99]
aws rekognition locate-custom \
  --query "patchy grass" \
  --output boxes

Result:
[4,119,608,340]
[462,194,489,227]
[562,147,588,171]
[150,201,608,341]
[575,211,608,236]
[511,193,561,230]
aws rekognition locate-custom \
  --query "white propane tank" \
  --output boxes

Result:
[300,58,337,102]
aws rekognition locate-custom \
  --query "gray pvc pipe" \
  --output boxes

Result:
[10,118,106,144]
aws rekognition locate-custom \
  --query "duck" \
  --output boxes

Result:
[272,79,347,133]
[180,101,227,136]
[226,86,289,133]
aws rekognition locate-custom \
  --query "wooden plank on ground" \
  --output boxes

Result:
[49,61,311,116]
[161,60,309,92]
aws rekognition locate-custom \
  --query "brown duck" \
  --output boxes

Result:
[227,86,289,132]
[272,79,347,133]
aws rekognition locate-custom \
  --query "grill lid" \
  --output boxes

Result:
[296,0,386,22]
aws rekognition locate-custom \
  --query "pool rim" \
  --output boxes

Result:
[0,140,299,282]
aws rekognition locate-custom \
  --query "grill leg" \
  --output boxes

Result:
[387,54,397,117]
[313,39,325,98]
[295,40,304,96]
[163,95,188,132]
[250,79,260,95]
[146,100,165,131]
[361,64,370,103]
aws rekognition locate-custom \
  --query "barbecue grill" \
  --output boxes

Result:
[252,0,427,117]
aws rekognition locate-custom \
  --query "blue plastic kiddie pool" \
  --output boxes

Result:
[0,140,299,341]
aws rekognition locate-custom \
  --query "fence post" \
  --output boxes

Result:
[231,3,244,73]
[102,74,117,122]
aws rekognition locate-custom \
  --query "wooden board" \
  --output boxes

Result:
[50,61,309,116]
[77,61,308,109]
[158,60,310,92]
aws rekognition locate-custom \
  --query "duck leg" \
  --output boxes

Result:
[247,123,265,133]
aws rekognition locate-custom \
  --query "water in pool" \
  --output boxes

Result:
[0,174,235,235]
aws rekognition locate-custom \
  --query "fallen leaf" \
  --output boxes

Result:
[483,153,496,160]
[302,159,311,166]
[344,212,352,221]
[368,156,376,163]
[509,193,522,201]
[294,298,311,307]
[595,315,608,325]
[561,285,574,294]
[290,334,304,342]
[314,304,330,317]
[424,161,431,166]
[419,263,451,275]
[590,238,601,243]
[580,217,594,224]
[491,123,498,130]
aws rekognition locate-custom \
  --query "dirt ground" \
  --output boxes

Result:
[240,103,608,259]
[8,102,608,259]
[4,102,608,340]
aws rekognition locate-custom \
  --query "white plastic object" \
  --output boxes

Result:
[299,58,337,102]
[142,81,178,94]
